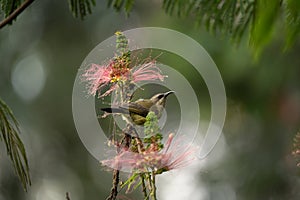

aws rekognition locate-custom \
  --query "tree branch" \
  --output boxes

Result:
[0,0,36,29]
[66,192,71,200]
[106,169,120,200]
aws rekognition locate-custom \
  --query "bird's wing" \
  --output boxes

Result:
[134,99,154,109]
[120,102,150,117]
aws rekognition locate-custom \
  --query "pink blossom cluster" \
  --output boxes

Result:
[82,59,165,97]
[102,134,198,173]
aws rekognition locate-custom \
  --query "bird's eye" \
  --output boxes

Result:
[157,94,164,99]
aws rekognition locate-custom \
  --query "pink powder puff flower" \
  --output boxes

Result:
[82,60,130,97]
[131,61,166,83]
[101,134,198,173]
[82,59,166,97]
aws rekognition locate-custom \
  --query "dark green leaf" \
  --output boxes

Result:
[124,0,134,13]
[68,0,96,19]
[107,0,135,14]
[0,0,23,17]
[250,0,281,58]
[0,98,31,191]
[284,0,300,49]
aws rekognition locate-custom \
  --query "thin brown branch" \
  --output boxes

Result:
[0,0,35,29]
[66,192,71,200]
[126,125,149,198]
[106,130,131,200]
[106,169,120,200]
[141,174,148,200]
[150,172,157,200]
[127,124,144,153]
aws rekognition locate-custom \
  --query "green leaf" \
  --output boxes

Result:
[0,0,23,18]
[284,0,300,50]
[124,0,134,13]
[161,0,295,57]
[0,98,31,191]
[121,173,138,188]
[107,0,135,14]
[163,0,256,44]
[250,0,281,59]
[68,0,96,19]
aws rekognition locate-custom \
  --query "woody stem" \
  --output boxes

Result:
[141,174,149,200]
[150,171,157,200]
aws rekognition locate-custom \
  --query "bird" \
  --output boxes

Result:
[101,91,175,125]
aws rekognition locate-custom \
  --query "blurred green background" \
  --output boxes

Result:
[0,0,300,199]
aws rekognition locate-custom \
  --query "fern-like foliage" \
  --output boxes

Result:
[162,0,300,56]
[0,98,31,191]
[0,0,23,17]
[284,0,300,49]
[1,0,299,55]
[107,0,134,14]
[68,0,96,19]
[249,0,282,57]
[164,0,254,40]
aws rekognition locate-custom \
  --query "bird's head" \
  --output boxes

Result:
[150,91,175,106]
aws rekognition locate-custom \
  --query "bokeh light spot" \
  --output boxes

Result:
[11,55,46,101]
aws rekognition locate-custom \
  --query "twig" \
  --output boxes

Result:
[127,124,144,153]
[106,131,132,200]
[150,172,157,200]
[106,169,120,200]
[66,192,71,200]
[125,124,149,199]
[141,174,148,200]
[0,0,35,29]
[145,173,152,195]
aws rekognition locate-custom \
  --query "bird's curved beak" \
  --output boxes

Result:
[164,91,175,97]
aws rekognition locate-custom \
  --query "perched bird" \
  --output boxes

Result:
[101,91,175,125]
